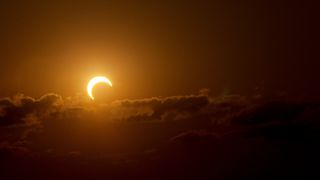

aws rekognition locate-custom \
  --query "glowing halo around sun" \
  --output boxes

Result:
[87,76,112,100]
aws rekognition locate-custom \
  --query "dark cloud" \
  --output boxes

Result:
[1,92,320,179]
[232,100,314,125]
[0,142,30,158]
[0,94,62,127]
[112,94,210,122]
[170,130,220,144]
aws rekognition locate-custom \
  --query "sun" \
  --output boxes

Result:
[87,76,112,100]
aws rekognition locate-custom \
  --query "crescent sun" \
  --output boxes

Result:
[87,76,113,100]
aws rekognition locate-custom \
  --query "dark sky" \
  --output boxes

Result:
[0,1,318,99]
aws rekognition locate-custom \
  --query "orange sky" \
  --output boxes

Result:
[0,1,318,99]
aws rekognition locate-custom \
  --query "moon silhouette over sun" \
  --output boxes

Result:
[87,76,112,100]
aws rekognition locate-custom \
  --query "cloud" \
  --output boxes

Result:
[1,92,320,146]
[2,92,320,147]
[110,94,210,122]
[0,93,63,127]
[0,142,30,158]
[231,100,309,125]
[170,130,220,143]
[1,92,320,179]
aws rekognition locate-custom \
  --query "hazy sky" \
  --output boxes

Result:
[0,1,318,99]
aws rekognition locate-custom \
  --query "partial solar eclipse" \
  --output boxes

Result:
[87,76,112,100]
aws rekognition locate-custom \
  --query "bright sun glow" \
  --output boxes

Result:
[87,76,112,100]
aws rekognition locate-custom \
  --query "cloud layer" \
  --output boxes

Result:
[1,92,320,179]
